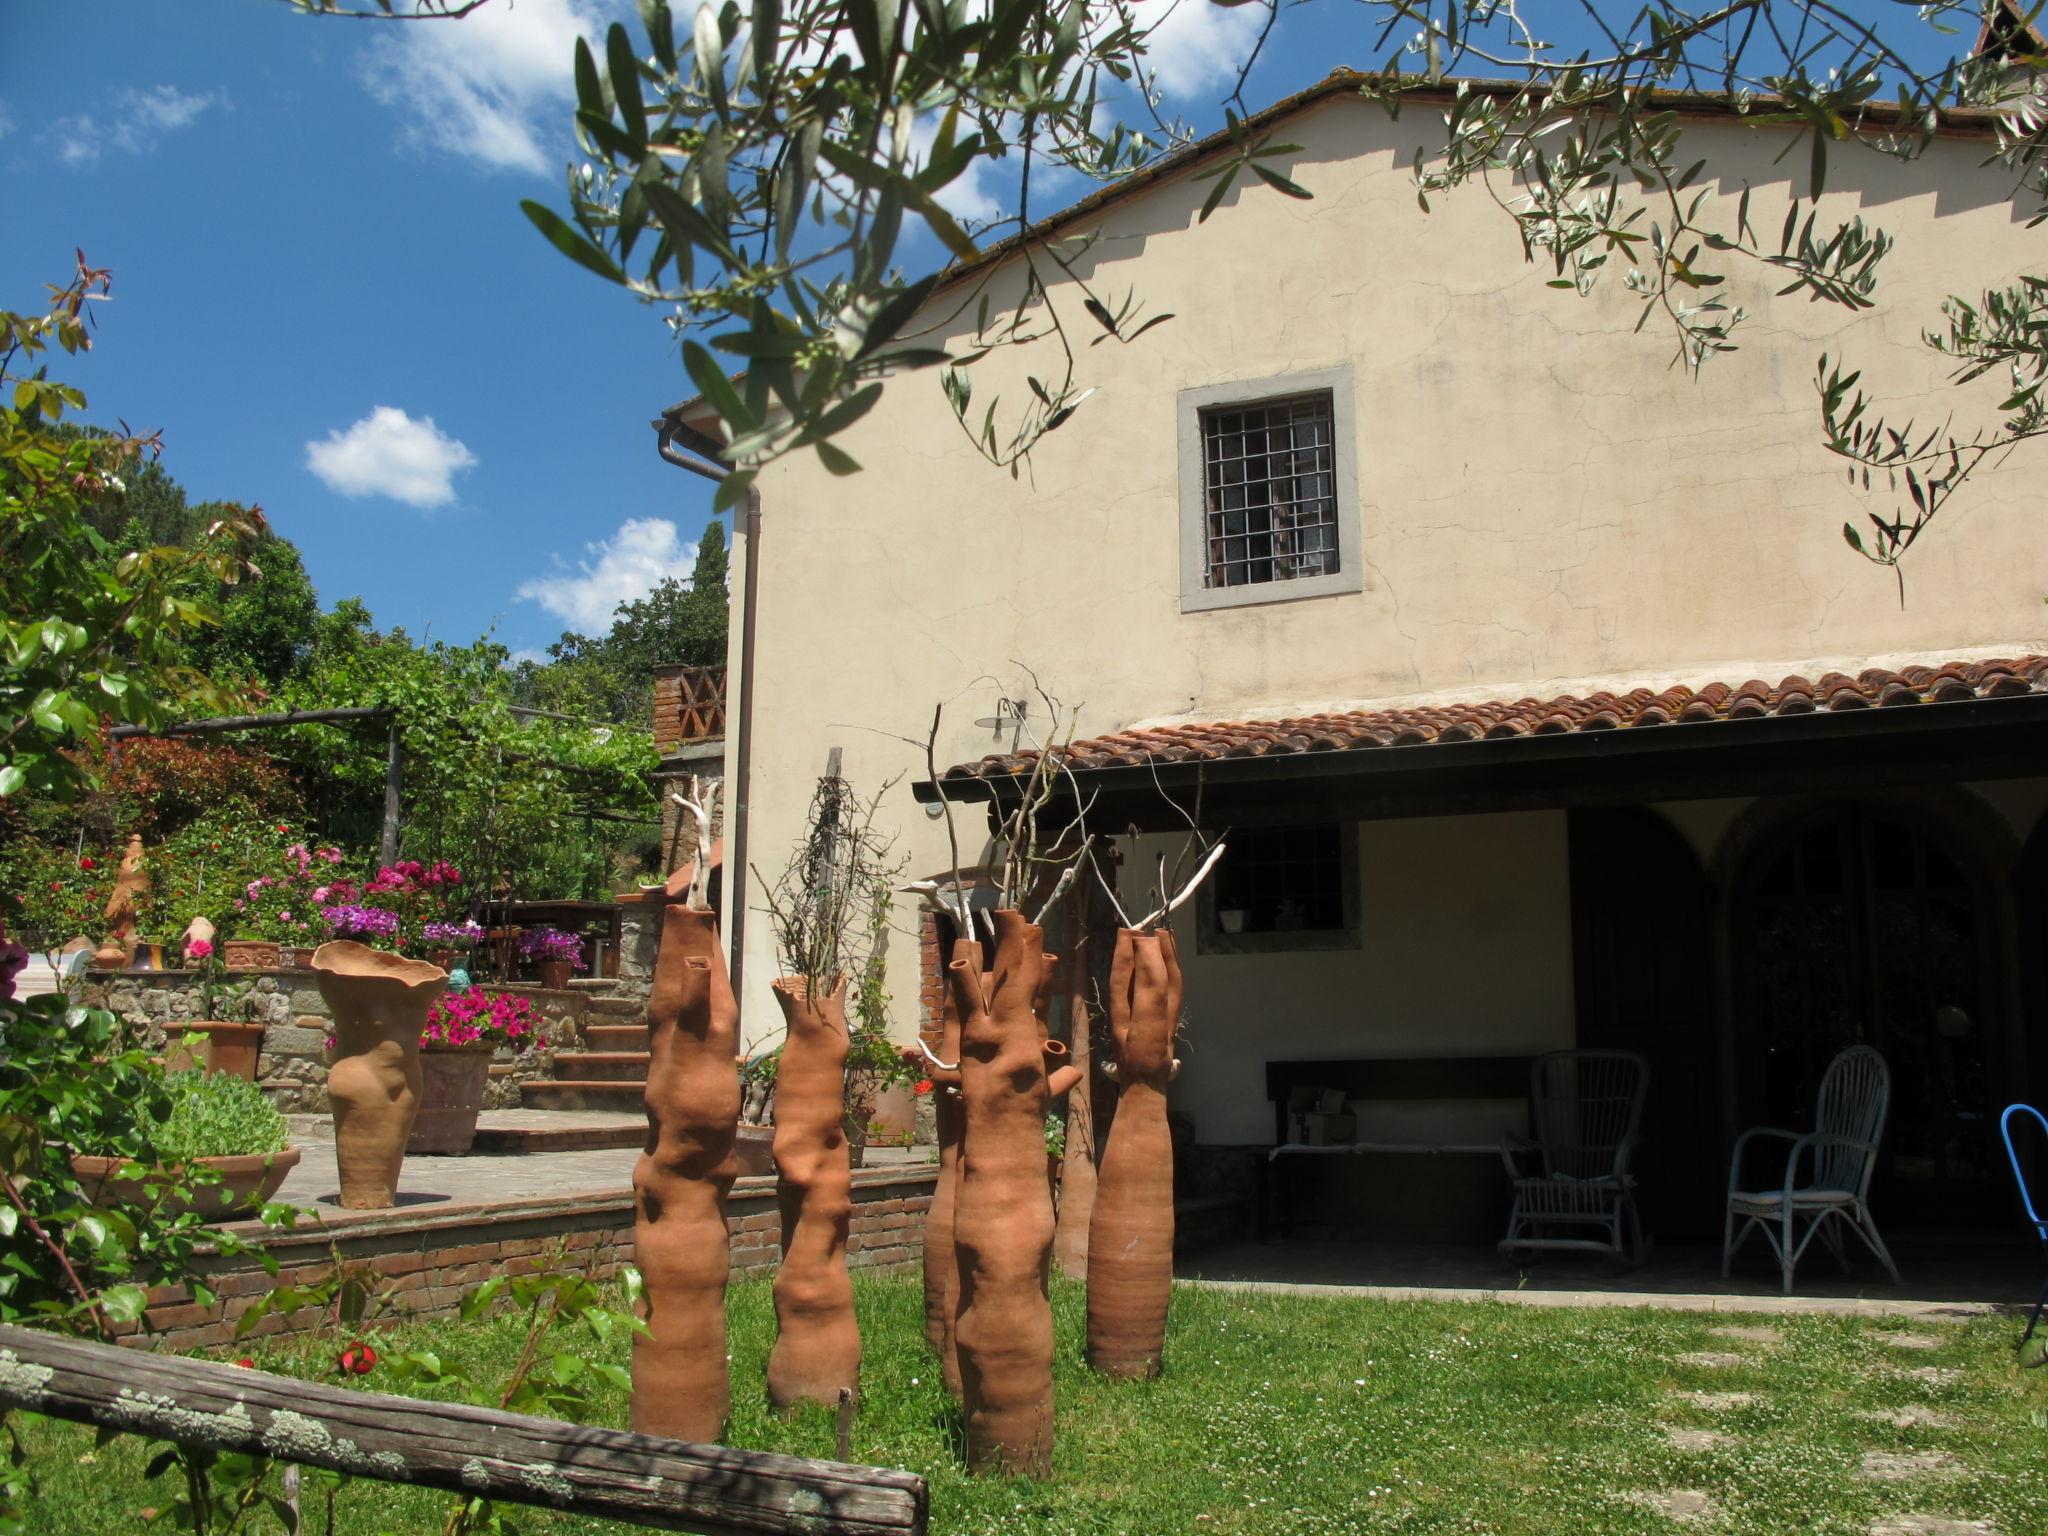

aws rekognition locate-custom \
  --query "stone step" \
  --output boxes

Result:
[551,1051,653,1083]
[471,1119,644,1154]
[521,1079,650,1113]
[583,1024,651,1052]
[580,996,649,1018]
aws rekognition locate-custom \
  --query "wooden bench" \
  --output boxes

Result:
[1257,1056,1535,1243]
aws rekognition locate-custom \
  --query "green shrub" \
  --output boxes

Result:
[151,1070,289,1161]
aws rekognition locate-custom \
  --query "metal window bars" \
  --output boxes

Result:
[1201,392,1340,589]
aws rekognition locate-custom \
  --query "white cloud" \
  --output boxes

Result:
[364,0,602,174]
[305,407,477,508]
[506,646,549,667]
[904,114,1004,225]
[1124,0,1264,97]
[46,85,223,166]
[517,518,699,632]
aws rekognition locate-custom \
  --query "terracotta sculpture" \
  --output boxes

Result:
[921,935,974,1393]
[312,941,448,1208]
[630,904,740,1443]
[951,909,1081,1477]
[1086,927,1184,1378]
[765,975,860,1410]
[94,834,148,968]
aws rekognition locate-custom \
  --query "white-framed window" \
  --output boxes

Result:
[1176,366,1363,613]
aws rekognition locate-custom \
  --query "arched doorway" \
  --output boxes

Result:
[1730,800,2009,1232]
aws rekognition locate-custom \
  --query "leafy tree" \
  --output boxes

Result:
[0,257,262,805]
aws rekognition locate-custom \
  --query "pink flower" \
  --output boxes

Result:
[318,847,343,865]
[278,910,292,923]
[312,887,330,904]
[185,938,214,961]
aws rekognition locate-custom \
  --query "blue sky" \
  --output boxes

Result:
[0,2,1962,662]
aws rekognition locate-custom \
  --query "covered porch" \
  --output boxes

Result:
[925,654,2048,1301]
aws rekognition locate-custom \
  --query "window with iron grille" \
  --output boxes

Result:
[1176,366,1362,614]
[1196,823,1361,954]
[1201,393,1340,589]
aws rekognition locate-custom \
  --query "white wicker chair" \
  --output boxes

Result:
[1499,1050,1651,1265]
[1723,1043,1902,1295]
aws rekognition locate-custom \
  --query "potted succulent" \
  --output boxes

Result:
[163,935,266,1081]
[407,987,538,1155]
[71,1069,300,1220]
[518,925,584,990]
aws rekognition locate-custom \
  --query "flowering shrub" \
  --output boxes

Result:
[419,989,537,1051]
[362,859,465,950]
[232,835,347,944]
[422,918,484,947]
[517,925,584,967]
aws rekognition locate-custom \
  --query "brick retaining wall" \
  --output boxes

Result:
[130,1165,935,1351]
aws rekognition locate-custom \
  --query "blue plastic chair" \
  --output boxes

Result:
[1999,1103,2048,1363]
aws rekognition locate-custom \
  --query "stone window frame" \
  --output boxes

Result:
[1176,364,1365,614]
[1193,821,1363,955]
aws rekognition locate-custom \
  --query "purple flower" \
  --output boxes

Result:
[517,926,585,965]
[320,904,401,940]
[422,920,484,944]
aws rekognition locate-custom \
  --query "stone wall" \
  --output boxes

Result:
[127,1165,936,1352]
[83,906,660,1112]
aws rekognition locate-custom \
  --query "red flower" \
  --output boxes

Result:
[337,1340,377,1376]
[234,1357,254,1369]
[914,1078,934,1095]
[78,856,96,871]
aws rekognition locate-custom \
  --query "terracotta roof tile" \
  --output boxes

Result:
[941,654,2048,781]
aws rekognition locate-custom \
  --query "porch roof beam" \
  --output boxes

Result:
[913,693,2048,832]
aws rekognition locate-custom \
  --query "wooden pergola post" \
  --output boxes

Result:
[381,720,403,866]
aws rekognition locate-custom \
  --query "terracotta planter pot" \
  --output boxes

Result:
[407,1046,493,1155]
[162,1021,265,1081]
[952,910,1081,1478]
[630,905,739,1444]
[735,1121,775,1177]
[427,947,460,971]
[222,940,281,971]
[537,959,572,990]
[766,976,860,1411]
[1086,928,1183,1380]
[313,941,448,1209]
[922,938,973,1395]
[70,1147,301,1221]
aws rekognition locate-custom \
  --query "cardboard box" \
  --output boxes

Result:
[1298,1111,1357,1147]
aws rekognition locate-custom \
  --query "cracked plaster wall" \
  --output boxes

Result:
[725,95,2048,1062]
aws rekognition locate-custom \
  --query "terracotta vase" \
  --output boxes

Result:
[952,910,1082,1478]
[1086,928,1182,1380]
[537,958,572,990]
[766,976,860,1411]
[407,1046,493,1154]
[630,905,739,1444]
[922,938,974,1394]
[162,1021,265,1081]
[312,941,448,1209]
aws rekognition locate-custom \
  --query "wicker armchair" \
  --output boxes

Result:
[1499,1050,1651,1265]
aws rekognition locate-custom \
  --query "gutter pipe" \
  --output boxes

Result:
[654,416,759,1007]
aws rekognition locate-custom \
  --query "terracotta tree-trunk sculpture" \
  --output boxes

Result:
[952,909,1082,1477]
[765,974,860,1410]
[312,941,449,1209]
[1051,868,1120,1279]
[921,934,974,1394]
[1086,926,1184,1378]
[630,903,740,1443]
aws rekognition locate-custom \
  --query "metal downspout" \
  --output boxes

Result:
[654,420,758,1006]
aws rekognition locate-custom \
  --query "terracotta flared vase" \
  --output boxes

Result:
[766,976,860,1411]
[952,910,1082,1478]
[923,938,975,1395]
[1086,928,1182,1380]
[312,941,448,1209]
[630,905,739,1444]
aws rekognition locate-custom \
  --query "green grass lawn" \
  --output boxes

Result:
[22,1274,2048,1535]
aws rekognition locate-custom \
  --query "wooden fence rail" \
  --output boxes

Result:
[0,1325,927,1536]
